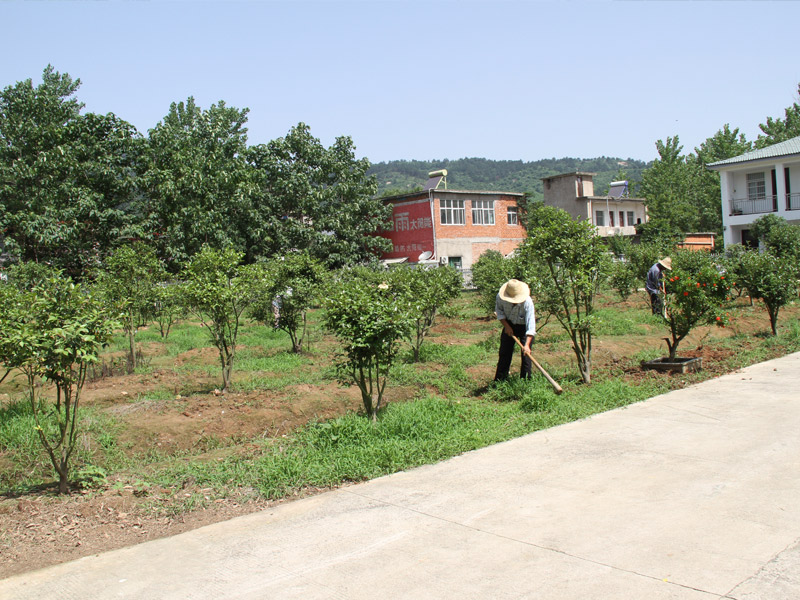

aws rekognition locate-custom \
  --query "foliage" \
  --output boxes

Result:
[750,215,800,261]
[661,251,730,359]
[0,273,116,493]
[142,97,259,270]
[756,83,800,148]
[0,66,143,278]
[3,260,62,291]
[248,123,392,268]
[248,251,327,353]
[179,246,259,392]
[725,245,800,335]
[516,205,611,384]
[391,266,463,362]
[95,242,168,370]
[639,128,750,238]
[471,249,521,315]
[605,235,637,301]
[639,137,709,234]
[322,271,413,420]
[153,282,184,339]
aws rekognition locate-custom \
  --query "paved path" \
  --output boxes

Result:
[3,353,800,599]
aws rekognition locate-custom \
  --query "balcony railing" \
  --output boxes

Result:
[730,195,777,216]
[788,193,800,211]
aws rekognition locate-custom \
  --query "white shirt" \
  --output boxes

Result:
[495,296,536,337]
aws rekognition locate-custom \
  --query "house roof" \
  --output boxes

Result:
[381,189,524,202]
[707,135,800,169]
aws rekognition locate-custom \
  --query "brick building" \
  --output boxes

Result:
[378,170,526,271]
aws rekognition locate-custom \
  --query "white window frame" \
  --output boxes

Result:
[747,172,766,201]
[471,199,495,225]
[507,205,518,226]
[440,199,465,225]
[627,211,635,227]
[595,210,605,226]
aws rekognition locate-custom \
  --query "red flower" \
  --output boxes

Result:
[683,291,689,296]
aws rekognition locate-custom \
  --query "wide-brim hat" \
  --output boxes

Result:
[658,257,672,270]
[499,279,530,303]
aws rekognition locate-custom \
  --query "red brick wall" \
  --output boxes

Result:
[379,191,527,265]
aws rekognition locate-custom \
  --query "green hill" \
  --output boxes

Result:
[368,156,650,200]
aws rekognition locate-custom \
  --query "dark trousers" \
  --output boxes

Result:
[650,292,663,315]
[494,323,532,381]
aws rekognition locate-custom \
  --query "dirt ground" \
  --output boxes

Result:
[1,296,795,579]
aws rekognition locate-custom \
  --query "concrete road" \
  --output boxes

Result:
[3,353,800,599]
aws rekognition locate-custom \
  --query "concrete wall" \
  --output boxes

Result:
[541,172,594,220]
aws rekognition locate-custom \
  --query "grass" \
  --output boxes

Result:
[1,291,799,507]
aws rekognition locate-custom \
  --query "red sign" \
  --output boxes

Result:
[380,198,435,260]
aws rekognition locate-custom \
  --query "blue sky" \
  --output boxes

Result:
[2,1,799,164]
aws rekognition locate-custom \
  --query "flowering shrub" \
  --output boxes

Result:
[661,254,731,359]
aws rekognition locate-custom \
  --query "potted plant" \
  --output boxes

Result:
[642,252,731,373]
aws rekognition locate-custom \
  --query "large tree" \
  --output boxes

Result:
[756,83,800,148]
[640,128,751,238]
[248,123,391,268]
[0,66,142,277]
[143,97,261,269]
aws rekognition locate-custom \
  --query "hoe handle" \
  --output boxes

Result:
[511,335,563,395]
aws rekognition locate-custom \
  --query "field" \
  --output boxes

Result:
[2,289,799,578]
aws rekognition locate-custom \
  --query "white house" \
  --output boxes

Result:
[707,136,800,247]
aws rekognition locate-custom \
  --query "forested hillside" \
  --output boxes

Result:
[368,156,650,199]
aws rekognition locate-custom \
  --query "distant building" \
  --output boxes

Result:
[377,170,526,271]
[677,232,716,252]
[541,172,648,236]
[707,136,800,247]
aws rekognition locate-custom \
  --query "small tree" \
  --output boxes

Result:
[0,274,116,493]
[471,249,519,315]
[179,246,256,393]
[249,252,327,353]
[153,281,183,338]
[322,273,412,420]
[96,242,167,371]
[661,251,730,359]
[728,249,798,335]
[393,266,462,362]
[516,205,611,384]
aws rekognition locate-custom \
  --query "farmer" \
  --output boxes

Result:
[494,279,536,381]
[646,257,672,315]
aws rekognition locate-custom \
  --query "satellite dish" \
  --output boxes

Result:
[418,250,433,261]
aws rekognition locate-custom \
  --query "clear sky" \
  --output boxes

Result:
[2,0,799,165]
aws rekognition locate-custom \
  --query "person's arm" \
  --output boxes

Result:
[496,296,514,336]
[523,299,535,353]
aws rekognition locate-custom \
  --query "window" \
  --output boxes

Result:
[627,211,635,226]
[472,200,495,225]
[595,210,605,226]
[609,211,615,227]
[747,172,766,201]
[619,211,625,227]
[507,205,519,226]
[440,199,465,225]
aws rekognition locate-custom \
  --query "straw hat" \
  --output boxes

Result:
[498,279,530,303]
[658,257,672,270]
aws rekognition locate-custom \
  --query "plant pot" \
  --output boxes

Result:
[640,357,702,374]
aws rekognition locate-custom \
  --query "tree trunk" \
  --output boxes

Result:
[128,330,137,373]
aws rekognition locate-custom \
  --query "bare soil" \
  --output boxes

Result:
[1,295,796,579]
